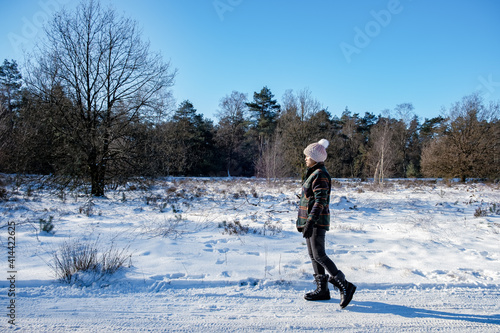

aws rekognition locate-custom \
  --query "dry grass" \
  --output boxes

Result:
[50,238,131,285]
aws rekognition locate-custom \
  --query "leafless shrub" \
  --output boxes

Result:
[489,203,500,215]
[219,220,249,235]
[474,207,488,218]
[0,186,8,201]
[261,218,283,236]
[50,239,131,285]
[474,203,500,218]
[144,194,161,205]
[332,222,365,232]
[143,214,187,239]
[79,199,98,216]
[332,180,343,189]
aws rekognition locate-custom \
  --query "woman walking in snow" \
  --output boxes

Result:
[297,139,356,308]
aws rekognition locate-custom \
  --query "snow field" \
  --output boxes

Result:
[0,176,499,331]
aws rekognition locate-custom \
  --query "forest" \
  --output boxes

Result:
[0,1,499,197]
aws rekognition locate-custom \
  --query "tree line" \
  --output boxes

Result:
[1,1,499,196]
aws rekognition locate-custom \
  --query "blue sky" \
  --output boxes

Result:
[1,0,499,122]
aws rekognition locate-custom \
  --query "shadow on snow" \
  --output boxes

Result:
[347,300,500,326]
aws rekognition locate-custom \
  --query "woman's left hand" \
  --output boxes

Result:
[302,218,314,238]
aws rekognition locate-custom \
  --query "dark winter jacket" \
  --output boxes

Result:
[296,163,331,231]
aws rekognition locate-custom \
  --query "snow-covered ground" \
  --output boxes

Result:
[1,175,499,332]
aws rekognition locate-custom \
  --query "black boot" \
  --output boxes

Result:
[329,271,356,308]
[304,274,321,299]
[304,274,330,301]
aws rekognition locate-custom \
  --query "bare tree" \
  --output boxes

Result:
[366,114,398,186]
[25,0,176,196]
[276,89,326,177]
[394,103,415,176]
[297,88,322,121]
[254,131,288,180]
[281,89,298,118]
[395,103,415,127]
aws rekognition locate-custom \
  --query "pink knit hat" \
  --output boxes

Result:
[304,139,329,162]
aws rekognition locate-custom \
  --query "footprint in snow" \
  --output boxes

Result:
[165,273,186,279]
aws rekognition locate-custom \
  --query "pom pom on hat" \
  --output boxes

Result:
[304,139,329,162]
[318,139,329,149]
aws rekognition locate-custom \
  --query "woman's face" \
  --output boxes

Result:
[305,155,317,168]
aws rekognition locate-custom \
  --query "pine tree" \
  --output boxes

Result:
[0,59,24,171]
[168,101,216,175]
[246,86,280,140]
[0,59,23,114]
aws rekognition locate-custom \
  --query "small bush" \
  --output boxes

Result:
[219,220,249,235]
[261,219,283,236]
[145,214,186,239]
[145,194,160,205]
[332,180,343,189]
[474,207,488,218]
[25,185,34,197]
[0,187,8,201]
[57,188,67,202]
[79,199,96,216]
[474,203,500,218]
[50,239,131,285]
[489,203,500,215]
[39,216,55,234]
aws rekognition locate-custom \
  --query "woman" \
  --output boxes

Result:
[297,139,356,308]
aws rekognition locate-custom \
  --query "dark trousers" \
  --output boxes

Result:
[306,227,339,276]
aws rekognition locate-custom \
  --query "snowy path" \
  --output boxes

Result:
[8,282,500,332]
